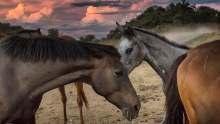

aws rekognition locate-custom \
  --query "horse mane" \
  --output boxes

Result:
[133,27,190,50]
[1,35,120,63]
[17,28,41,34]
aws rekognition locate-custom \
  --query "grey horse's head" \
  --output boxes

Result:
[117,22,145,74]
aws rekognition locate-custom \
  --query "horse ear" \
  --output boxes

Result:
[116,22,124,32]
[37,28,41,33]
[125,22,135,35]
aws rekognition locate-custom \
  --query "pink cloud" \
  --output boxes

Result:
[130,0,151,11]
[82,6,119,24]
[6,4,25,20]
[27,7,53,23]
[206,3,220,10]
[122,0,151,23]
[6,3,53,23]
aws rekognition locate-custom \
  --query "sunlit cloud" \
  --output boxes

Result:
[6,3,53,23]
[6,4,25,21]
[82,6,119,23]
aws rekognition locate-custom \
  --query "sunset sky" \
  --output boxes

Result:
[0,0,220,39]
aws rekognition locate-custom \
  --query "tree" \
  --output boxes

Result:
[217,12,220,31]
[85,34,95,41]
[79,36,85,42]
[196,6,218,23]
[79,34,96,42]
[103,0,220,39]
[48,28,59,36]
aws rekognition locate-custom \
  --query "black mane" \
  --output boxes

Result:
[1,35,120,63]
[17,29,40,34]
[133,27,190,50]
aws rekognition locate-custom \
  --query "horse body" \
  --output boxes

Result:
[0,34,140,122]
[0,30,45,124]
[177,40,220,124]
[0,53,90,120]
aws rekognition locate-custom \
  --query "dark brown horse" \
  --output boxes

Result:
[0,33,140,123]
[2,30,89,124]
[2,31,89,124]
[166,40,220,124]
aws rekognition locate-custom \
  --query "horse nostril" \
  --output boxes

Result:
[134,104,140,112]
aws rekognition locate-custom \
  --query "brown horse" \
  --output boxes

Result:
[59,35,89,124]
[1,31,89,124]
[0,33,140,123]
[0,31,89,124]
[166,40,220,124]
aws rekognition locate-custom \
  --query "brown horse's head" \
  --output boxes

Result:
[90,52,140,121]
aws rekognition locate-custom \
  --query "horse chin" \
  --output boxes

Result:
[122,109,138,121]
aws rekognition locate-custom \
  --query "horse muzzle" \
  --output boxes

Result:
[122,103,141,121]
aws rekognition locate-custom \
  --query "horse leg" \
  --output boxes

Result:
[81,86,89,110]
[27,95,43,124]
[75,83,84,124]
[178,77,200,123]
[179,90,199,124]
[58,86,68,123]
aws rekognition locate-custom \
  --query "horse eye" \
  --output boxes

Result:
[115,70,123,77]
[126,48,133,54]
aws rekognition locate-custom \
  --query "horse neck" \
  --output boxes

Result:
[139,32,188,83]
[26,59,95,100]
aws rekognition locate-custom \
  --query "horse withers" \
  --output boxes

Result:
[0,34,140,123]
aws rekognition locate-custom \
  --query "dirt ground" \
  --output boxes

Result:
[36,61,165,124]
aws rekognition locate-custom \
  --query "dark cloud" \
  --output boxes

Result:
[90,10,144,15]
[52,6,85,21]
[0,5,15,9]
[57,22,115,39]
[70,1,137,8]
[170,0,220,4]
[150,0,170,4]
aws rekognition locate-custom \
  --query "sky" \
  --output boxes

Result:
[0,0,220,39]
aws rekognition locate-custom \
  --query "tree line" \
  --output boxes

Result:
[107,0,220,39]
[0,25,100,42]
[0,22,23,34]
[1,0,220,41]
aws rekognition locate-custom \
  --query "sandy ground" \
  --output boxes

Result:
[36,62,165,124]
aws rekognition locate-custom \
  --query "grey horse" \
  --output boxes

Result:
[116,22,189,123]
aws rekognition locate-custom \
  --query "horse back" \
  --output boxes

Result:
[177,40,220,124]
